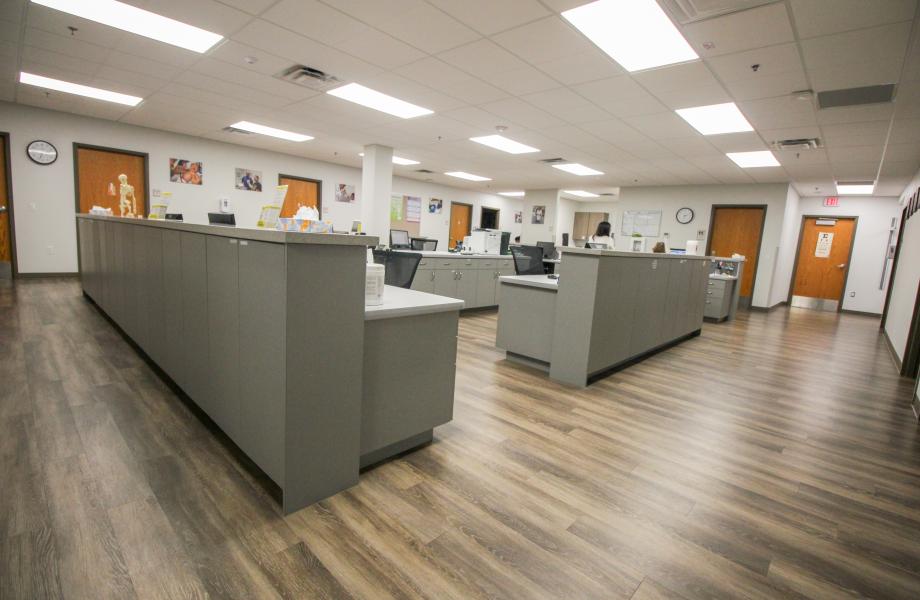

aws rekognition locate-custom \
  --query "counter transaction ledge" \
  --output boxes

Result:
[496,247,712,388]
[77,214,462,514]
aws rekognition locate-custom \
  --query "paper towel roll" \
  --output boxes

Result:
[686,240,700,256]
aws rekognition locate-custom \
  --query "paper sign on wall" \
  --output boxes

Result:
[815,232,834,257]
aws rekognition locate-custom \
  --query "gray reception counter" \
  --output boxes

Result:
[497,248,711,387]
[76,214,461,513]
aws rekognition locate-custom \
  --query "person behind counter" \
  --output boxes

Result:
[587,221,615,249]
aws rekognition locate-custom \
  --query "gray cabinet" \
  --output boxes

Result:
[206,236,241,440]
[476,269,498,306]
[179,232,209,414]
[143,227,166,367]
[161,230,182,381]
[433,268,458,298]
[455,269,478,307]
[412,267,436,294]
[704,278,734,321]
[411,256,516,309]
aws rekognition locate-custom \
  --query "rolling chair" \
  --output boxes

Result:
[410,237,438,251]
[389,229,411,249]
[372,249,423,289]
[510,245,546,276]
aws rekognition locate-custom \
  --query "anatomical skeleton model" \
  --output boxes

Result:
[118,173,137,218]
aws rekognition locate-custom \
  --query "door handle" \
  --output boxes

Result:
[837,263,846,269]
[0,206,7,213]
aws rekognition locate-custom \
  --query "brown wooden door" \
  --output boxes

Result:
[792,217,856,301]
[279,175,320,218]
[76,146,147,216]
[708,206,765,298]
[449,203,472,249]
[0,136,11,268]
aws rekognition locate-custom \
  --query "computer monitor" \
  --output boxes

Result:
[165,213,183,221]
[536,241,555,259]
[499,231,511,255]
[208,212,236,226]
[390,229,411,249]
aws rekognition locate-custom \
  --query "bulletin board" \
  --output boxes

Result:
[390,194,420,237]
[621,210,662,237]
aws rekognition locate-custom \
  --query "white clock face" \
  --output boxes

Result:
[27,140,57,165]
[676,207,694,224]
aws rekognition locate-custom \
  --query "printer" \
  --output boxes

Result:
[468,229,502,254]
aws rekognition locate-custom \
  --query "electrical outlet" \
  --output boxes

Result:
[46,245,55,255]
[152,188,161,197]
[850,291,855,297]
[697,230,706,238]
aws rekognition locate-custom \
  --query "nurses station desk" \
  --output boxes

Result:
[76,214,461,513]
[497,248,711,387]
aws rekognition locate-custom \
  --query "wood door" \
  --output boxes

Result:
[573,212,589,240]
[278,175,320,218]
[792,217,856,302]
[76,146,147,216]
[449,203,472,249]
[708,206,765,298]
[0,135,11,269]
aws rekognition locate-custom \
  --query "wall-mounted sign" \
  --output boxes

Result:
[823,196,839,207]
[815,231,834,257]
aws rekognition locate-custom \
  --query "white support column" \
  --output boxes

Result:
[361,144,394,242]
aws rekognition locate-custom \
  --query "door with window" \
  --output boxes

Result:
[449,202,472,249]
[278,174,321,218]
[791,217,857,311]
[707,206,766,304]
[75,145,148,217]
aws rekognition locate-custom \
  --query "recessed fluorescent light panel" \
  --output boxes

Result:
[19,72,142,106]
[327,83,433,119]
[562,0,698,72]
[498,191,525,197]
[31,0,223,53]
[675,102,753,135]
[552,163,604,176]
[563,190,600,198]
[726,151,780,168]
[230,121,312,142]
[836,181,874,195]
[470,135,539,154]
[359,152,420,165]
[445,171,491,182]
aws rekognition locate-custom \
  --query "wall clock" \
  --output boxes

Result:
[676,207,694,224]
[27,140,58,165]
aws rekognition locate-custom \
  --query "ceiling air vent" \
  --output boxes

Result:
[222,126,253,135]
[415,169,434,174]
[600,192,616,197]
[772,138,821,151]
[817,84,896,109]
[540,157,567,164]
[275,64,342,92]
[660,0,780,25]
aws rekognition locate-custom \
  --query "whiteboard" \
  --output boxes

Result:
[621,210,662,237]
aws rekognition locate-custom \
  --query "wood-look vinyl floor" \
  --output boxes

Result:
[1,276,919,600]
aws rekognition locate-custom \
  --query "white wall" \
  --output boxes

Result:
[0,102,520,272]
[885,168,920,363]
[520,189,559,244]
[792,195,901,314]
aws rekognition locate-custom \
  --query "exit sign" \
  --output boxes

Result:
[824,196,839,207]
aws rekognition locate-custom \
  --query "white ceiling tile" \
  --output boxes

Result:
[882,144,920,163]
[664,137,722,158]
[480,97,566,130]
[330,26,426,70]
[888,118,920,144]
[706,43,808,101]
[808,62,905,92]
[132,0,253,35]
[534,50,625,85]
[443,106,511,129]
[324,0,422,23]
[26,4,125,49]
[816,103,895,126]
[21,45,100,77]
[23,26,110,63]
[189,58,316,102]
[821,120,890,147]
[103,50,186,81]
[520,87,610,123]
[789,0,916,39]
[427,0,550,36]
[358,72,465,112]
[683,2,794,57]
[826,145,884,164]
[172,70,295,108]
[208,40,293,77]
[800,22,911,73]
[738,95,817,129]
[112,36,201,69]
[831,161,881,179]
[776,148,829,165]
[582,118,649,145]
[623,112,699,140]
[92,66,171,95]
[263,0,366,47]
[216,0,278,14]
[874,178,911,196]
[0,0,24,23]
[879,160,920,178]
[483,66,559,96]
[705,131,768,153]
[492,16,594,64]
[438,39,528,78]
[782,162,834,179]
[374,3,479,54]
[573,76,668,117]
[654,84,734,110]
[631,61,719,95]
[395,57,509,105]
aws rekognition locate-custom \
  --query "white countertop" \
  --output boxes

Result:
[709,273,739,281]
[499,274,559,291]
[560,247,713,260]
[365,285,464,321]
[411,251,511,259]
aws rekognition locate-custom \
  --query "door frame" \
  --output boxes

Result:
[449,201,473,248]
[786,214,859,312]
[72,142,150,216]
[705,204,768,301]
[881,206,907,330]
[0,131,18,277]
[480,205,500,230]
[278,173,322,218]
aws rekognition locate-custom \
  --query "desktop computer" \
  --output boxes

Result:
[536,241,556,260]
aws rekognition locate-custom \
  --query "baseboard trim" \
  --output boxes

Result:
[841,308,883,318]
[15,272,80,278]
[883,330,904,373]
[750,301,786,313]
[912,395,919,422]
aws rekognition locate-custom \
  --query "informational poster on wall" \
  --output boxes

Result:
[390,194,420,237]
[621,210,662,237]
[815,231,834,257]
[405,195,421,223]
[390,195,403,221]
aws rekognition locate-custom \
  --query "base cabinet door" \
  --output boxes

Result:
[412,268,435,294]
[161,230,182,382]
[475,269,497,307]
[433,269,458,299]
[179,233,209,409]
[207,237,241,441]
[456,269,478,308]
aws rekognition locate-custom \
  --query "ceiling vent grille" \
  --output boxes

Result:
[275,64,342,92]
[772,138,821,151]
[540,157,567,164]
[660,0,780,25]
[415,168,434,174]
[817,84,896,109]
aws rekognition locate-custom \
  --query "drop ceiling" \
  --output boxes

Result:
[2,0,919,197]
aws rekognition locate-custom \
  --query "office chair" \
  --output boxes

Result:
[389,229,411,249]
[372,249,423,289]
[510,245,546,276]
[586,242,606,249]
[410,237,438,251]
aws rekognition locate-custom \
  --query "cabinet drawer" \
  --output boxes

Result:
[705,286,726,300]
[497,259,514,269]
[477,259,496,269]
[707,278,727,290]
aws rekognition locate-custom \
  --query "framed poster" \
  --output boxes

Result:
[532,205,545,224]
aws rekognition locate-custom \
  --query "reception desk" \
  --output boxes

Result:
[497,248,711,387]
[76,215,460,513]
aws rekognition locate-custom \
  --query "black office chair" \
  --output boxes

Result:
[372,249,423,289]
[510,245,546,276]
[410,237,438,251]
